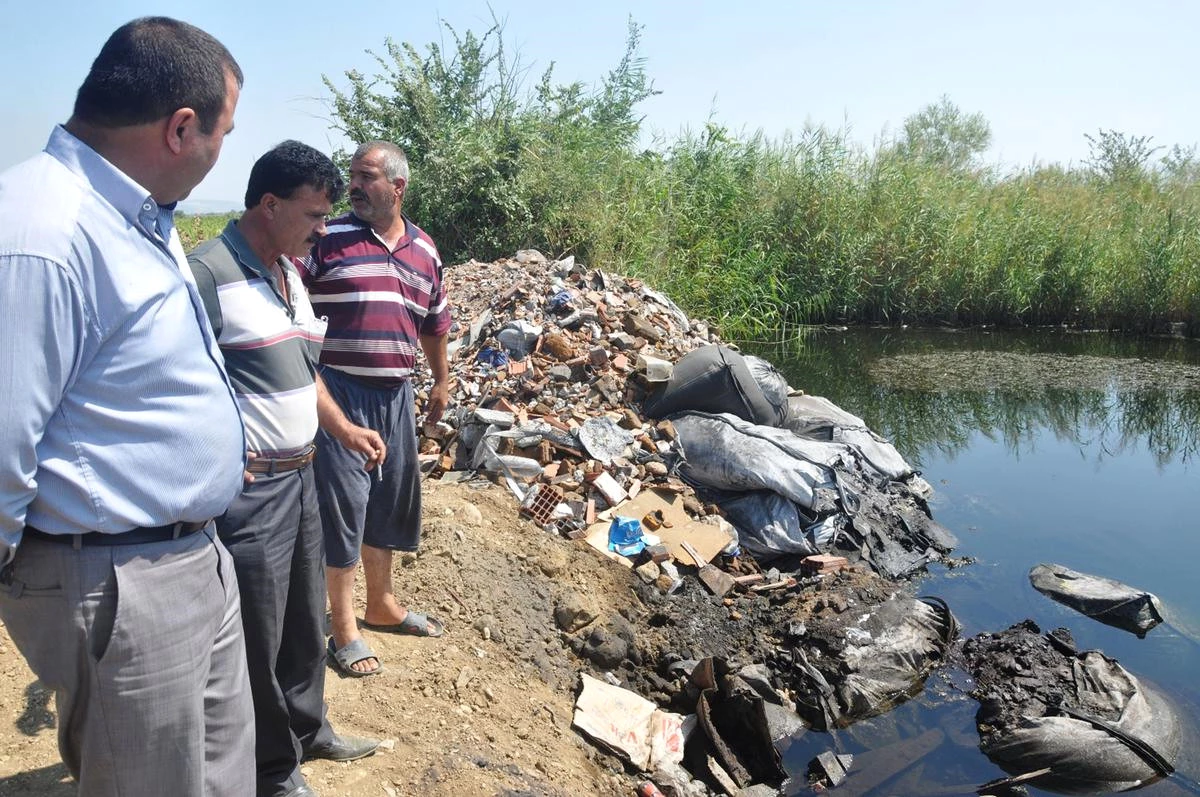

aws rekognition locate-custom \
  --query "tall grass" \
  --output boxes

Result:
[321,21,1200,338]
[178,213,236,252]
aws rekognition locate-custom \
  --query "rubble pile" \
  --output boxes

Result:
[423,249,954,580]
[420,248,715,527]
[407,251,968,791]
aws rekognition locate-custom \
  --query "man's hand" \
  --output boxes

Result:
[337,425,387,472]
[424,380,449,425]
[317,372,386,472]
[243,451,257,484]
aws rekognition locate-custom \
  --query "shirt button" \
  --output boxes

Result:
[143,203,153,211]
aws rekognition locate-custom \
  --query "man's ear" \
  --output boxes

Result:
[263,193,279,217]
[164,108,198,155]
[394,177,407,199]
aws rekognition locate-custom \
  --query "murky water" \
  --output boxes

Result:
[746,328,1200,796]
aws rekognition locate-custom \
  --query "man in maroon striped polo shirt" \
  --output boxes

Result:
[301,141,450,676]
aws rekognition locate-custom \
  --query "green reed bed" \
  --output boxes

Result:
[309,20,1200,338]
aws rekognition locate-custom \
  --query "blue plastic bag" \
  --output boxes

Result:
[476,346,509,368]
[548,289,573,311]
[607,516,645,556]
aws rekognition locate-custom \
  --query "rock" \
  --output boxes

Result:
[582,626,628,669]
[472,615,498,636]
[459,502,484,527]
[474,407,515,427]
[554,593,599,633]
[634,561,661,583]
[537,547,568,577]
[593,374,623,404]
[826,594,849,613]
[608,331,637,350]
[622,311,663,343]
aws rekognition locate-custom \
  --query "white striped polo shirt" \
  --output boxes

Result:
[188,220,326,456]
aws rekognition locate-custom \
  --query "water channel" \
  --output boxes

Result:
[745,327,1200,795]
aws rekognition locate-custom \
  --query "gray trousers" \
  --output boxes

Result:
[216,463,334,797]
[0,527,254,796]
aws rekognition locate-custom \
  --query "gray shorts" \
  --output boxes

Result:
[314,366,421,568]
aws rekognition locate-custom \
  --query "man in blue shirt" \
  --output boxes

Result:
[0,18,254,797]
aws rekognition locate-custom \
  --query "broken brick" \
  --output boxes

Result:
[801,554,850,576]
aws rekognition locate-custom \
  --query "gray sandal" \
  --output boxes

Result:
[327,636,383,677]
[361,610,445,638]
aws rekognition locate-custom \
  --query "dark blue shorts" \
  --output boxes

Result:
[314,366,421,568]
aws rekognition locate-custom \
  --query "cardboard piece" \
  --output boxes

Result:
[583,488,732,564]
[656,520,734,566]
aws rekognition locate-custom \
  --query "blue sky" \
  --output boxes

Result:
[2,1,1195,207]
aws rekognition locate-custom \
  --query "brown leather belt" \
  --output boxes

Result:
[24,520,211,548]
[247,445,316,475]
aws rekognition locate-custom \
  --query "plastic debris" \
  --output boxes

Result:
[1029,563,1165,637]
[608,516,645,557]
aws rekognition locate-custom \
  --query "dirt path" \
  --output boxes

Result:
[0,479,640,797]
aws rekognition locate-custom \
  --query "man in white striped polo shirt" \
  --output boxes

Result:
[189,141,383,797]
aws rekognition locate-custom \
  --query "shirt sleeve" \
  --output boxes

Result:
[0,255,86,565]
[420,250,452,338]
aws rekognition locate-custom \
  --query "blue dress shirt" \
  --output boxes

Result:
[0,126,246,565]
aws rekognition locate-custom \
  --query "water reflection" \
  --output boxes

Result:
[750,329,1200,468]
[751,327,1200,796]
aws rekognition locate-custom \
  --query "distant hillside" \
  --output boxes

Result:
[178,198,241,215]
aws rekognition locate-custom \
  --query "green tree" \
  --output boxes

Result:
[894,95,992,171]
[1084,129,1162,183]
[323,17,655,262]
[1161,143,1200,185]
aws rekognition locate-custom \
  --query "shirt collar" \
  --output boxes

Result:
[44,125,168,232]
[218,219,281,283]
[346,211,413,251]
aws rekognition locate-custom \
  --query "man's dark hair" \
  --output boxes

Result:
[73,17,243,134]
[244,141,346,209]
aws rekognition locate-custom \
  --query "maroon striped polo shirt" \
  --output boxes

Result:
[300,213,451,388]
